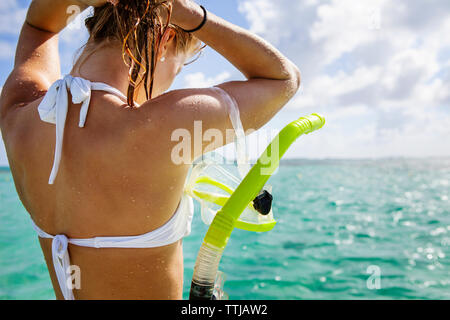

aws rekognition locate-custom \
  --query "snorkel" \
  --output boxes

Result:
[188,113,326,300]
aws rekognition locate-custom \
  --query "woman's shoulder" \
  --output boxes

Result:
[136,87,230,128]
[131,87,235,161]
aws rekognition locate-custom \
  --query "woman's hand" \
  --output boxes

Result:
[170,0,204,31]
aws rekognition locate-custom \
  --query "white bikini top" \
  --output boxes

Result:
[32,74,245,300]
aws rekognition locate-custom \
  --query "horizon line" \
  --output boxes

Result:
[1,155,449,170]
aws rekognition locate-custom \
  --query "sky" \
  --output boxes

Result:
[0,0,449,166]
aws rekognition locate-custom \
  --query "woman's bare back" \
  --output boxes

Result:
[4,90,190,299]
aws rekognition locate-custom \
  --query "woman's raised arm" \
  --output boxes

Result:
[172,0,300,84]
[0,1,100,121]
[147,0,301,161]
[26,0,91,34]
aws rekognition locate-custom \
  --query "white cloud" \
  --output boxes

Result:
[0,0,27,35]
[238,0,450,158]
[238,0,282,42]
[310,0,387,64]
[184,71,231,88]
[0,41,15,60]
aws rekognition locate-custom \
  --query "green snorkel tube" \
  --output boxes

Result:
[189,113,326,300]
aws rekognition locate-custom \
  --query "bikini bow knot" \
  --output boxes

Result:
[51,234,74,300]
[37,75,92,184]
[52,234,69,259]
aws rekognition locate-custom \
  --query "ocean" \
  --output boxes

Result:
[0,158,449,300]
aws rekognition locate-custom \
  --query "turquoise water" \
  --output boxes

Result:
[1,158,449,300]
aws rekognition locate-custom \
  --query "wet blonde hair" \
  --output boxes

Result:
[84,0,201,107]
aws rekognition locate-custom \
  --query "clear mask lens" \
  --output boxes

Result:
[185,155,276,232]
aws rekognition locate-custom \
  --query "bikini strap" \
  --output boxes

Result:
[30,193,194,300]
[212,86,250,178]
[31,219,74,300]
[38,75,133,184]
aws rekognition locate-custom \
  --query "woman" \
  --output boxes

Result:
[0,0,300,300]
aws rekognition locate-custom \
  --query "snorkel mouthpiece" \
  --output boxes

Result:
[189,113,325,300]
[253,190,273,215]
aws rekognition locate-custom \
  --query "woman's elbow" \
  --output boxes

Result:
[282,65,301,100]
[291,65,301,91]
